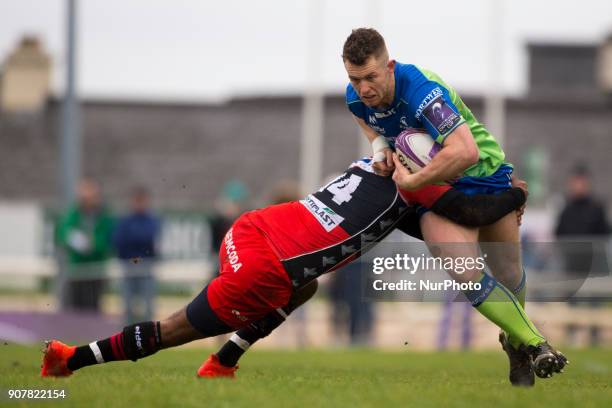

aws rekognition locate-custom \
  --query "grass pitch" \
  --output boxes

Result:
[1,345,611,407]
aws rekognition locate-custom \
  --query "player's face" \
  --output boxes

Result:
[345,56,395,109]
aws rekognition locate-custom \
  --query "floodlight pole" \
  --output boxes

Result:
[60,0,81,207]
[300,0,325,193]
[58,0,81,309]
[484,0,506,148]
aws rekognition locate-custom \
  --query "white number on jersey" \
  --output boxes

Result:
[325,174,363,205]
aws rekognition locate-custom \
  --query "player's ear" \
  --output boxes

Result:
[387,59,395,72]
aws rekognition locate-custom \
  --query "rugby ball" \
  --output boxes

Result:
[395,128,441,173]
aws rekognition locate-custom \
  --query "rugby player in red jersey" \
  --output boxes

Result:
[42,159,532,380]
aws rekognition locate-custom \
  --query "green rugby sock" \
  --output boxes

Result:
[465,273,544,348]
[506,267,527,346]
[512,267,527,308]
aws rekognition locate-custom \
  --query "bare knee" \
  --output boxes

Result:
[484,251,522,289]
[286,280,318,312]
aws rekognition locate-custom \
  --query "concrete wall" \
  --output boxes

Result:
[1,43,612,211]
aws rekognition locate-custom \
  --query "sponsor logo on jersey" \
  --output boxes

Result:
[369,125,386,134]
[399,116,409,129]
[374,108,396,119]
[224,228,242,272]
[368,115,377,124]
[414,87,443,119]
[300,195,345,232]
[422,95,462,135]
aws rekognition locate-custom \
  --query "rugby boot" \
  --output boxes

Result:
[521,341,569,379]
[41,340,76,377]
[197,353,238,379]
[499,332,534,386]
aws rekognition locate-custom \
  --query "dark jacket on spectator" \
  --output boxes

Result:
[113,212,161,260]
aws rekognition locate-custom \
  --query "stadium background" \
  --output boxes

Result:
[0,0,611,400]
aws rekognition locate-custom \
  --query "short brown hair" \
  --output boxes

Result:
[342,28,387,65]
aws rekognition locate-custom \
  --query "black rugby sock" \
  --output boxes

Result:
[67,321,162,371]
[216,308,287,367]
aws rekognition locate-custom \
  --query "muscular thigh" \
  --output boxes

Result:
[420,211,481,282]
[478,210,519,243]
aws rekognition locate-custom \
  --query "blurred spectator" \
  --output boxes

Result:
[437,293,472,350]
[554,163,610,346]
[208,180,247,346]
[56,179,114,312]
[328,262,375,346]
[555,163,610,238]
[520,232,548,273]
[267,180,302,205]
[208,180,248,257]
[113,186,161,324]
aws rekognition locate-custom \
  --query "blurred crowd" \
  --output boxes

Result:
[56,179,160,324]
